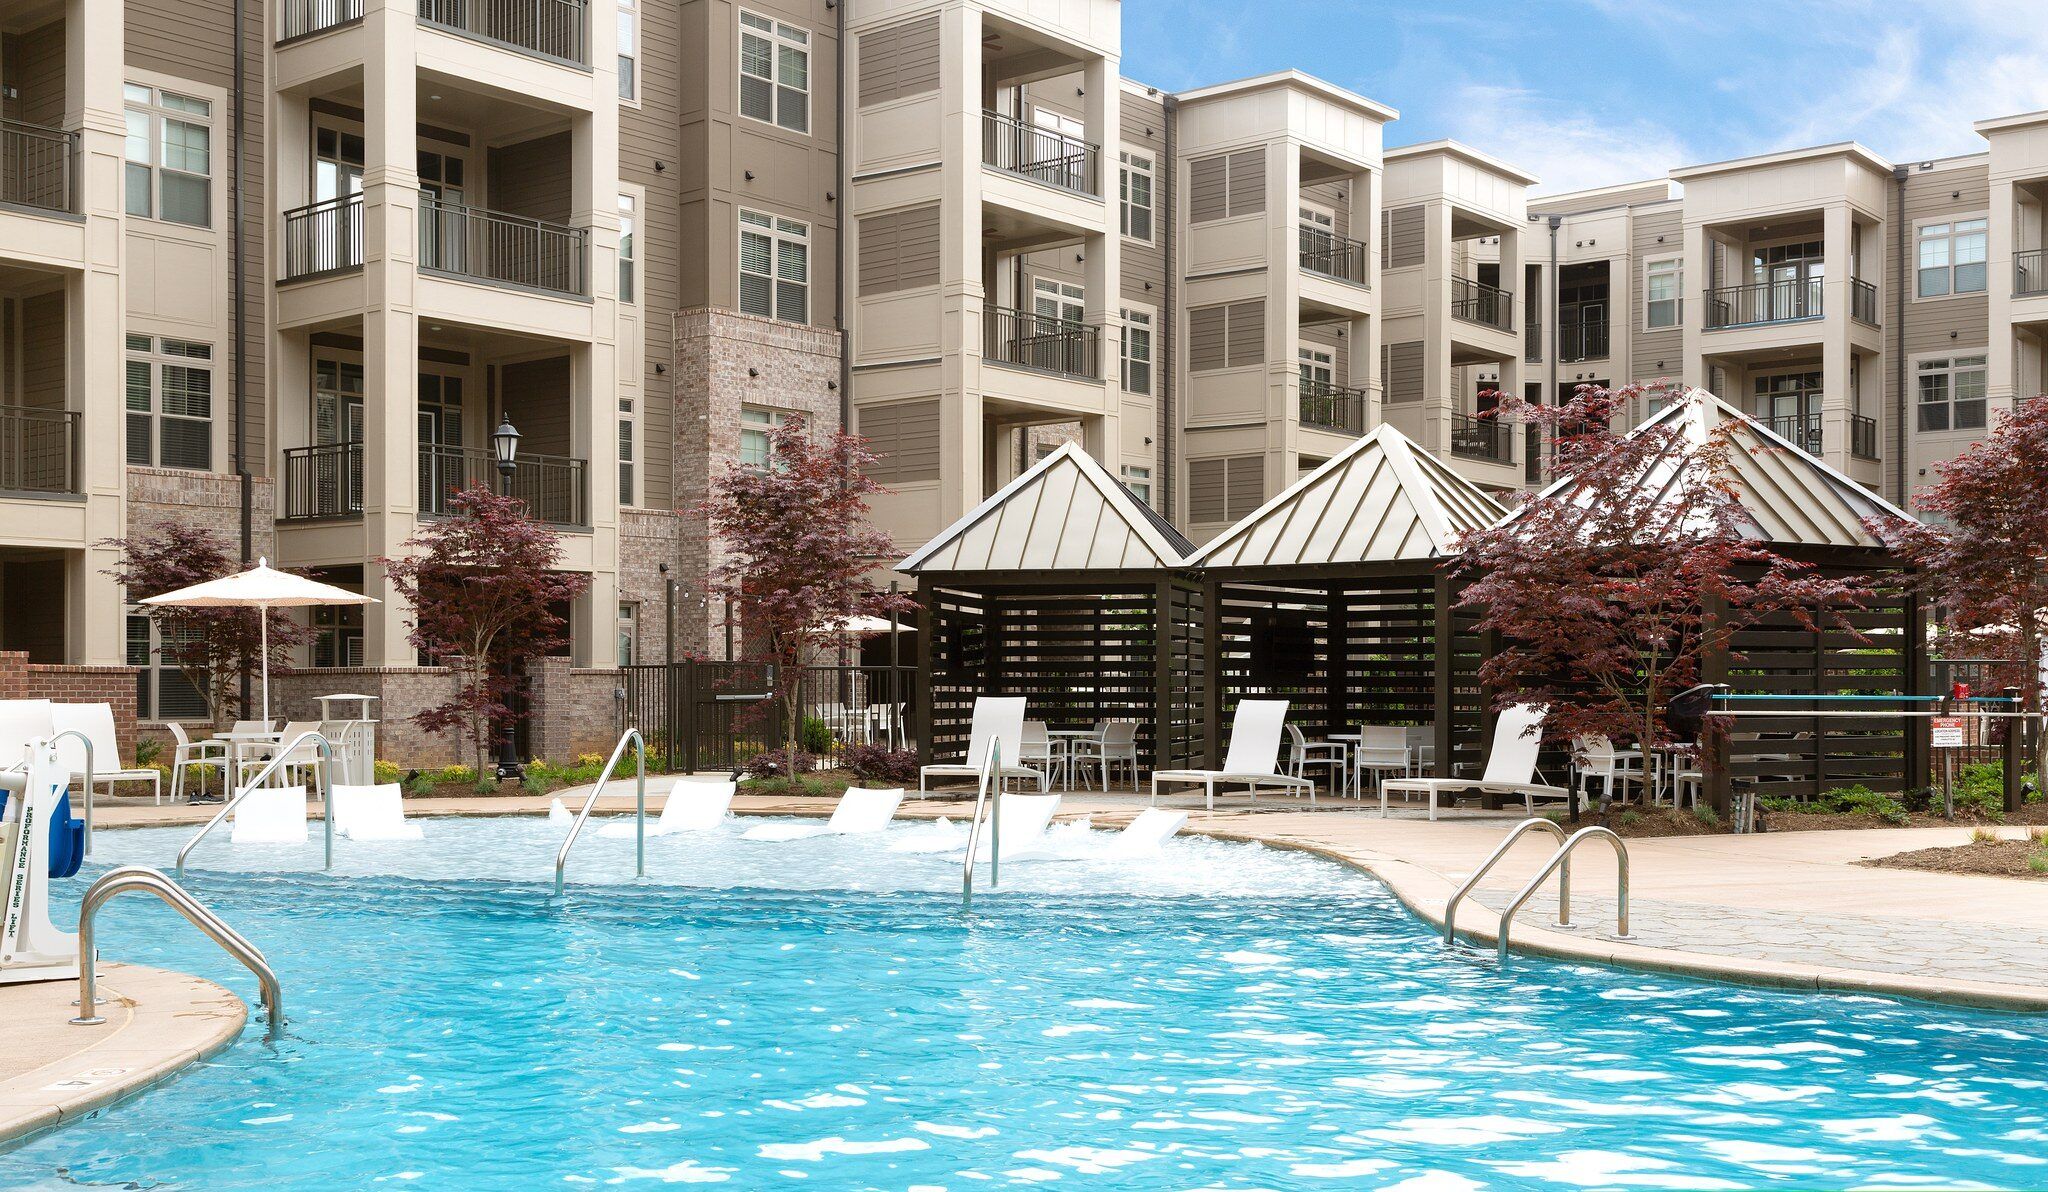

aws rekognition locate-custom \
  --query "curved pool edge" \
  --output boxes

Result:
[0,961,247,1150]
[1187,822,2048,1014]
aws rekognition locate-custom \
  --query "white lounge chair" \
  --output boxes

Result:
[597,777,737,838]
[1150,699,1315,811]
[971,792,1061,859]
[231,784,309,844]
[52,702,162,806]
[330,783,424,841]
[743,786,905,841]
[0,699,54,770]
[1104,808,1188,857]
[1379,704,1569,820]
[917,696,1044,796]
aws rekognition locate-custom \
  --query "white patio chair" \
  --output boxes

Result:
[1072,721,1140,791]
[1572,734,1644,805]
[0,699,54,769]
[1018,721,1064,789]
[917,696,1043,795]
[1150,699,1315,811]
[1285,723,1347,797]
[167,722,228,803]
[239,720,326,791]
[1406,725,1437,774]
[1351,725,1412,799]
[1379,704,1570,820]
[52,702,161,806]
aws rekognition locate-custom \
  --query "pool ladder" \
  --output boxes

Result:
[71,865,285,1041]
[552,728,648,896]
[1442,818,1634,961]
[960,741,1004,908]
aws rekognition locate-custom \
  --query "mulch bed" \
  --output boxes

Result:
[1558,800,2048,839]
[1864,836,2048,880]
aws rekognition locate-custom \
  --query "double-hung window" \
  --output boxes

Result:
[1119,152,1154,241]
[618,0,639,100]
[618,192,638,302]
[1917,219,1988,297]
[1119,307,1153,396]
[618,602,638,666]
[618,396,637,505]
[128,614,210,721]
[739,11,809,133]
[1916,354,1988,432]
[1645,257,1682,328]
[126,334,213,470]
[741,406,788,470]
[125,83,212,227]
[739,209,809,323]
[1122,465,1152,507]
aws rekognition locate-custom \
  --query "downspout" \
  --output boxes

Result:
[1892,166,1909,503]
[1161,93,1177,525]
[834,0,850,432]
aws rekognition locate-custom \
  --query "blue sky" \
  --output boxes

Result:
[1121,0,2048,195]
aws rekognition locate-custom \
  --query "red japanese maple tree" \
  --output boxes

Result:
[1453,383,1872,771]
[702,413,911,778]
[381,486,591,775]
[1873,392,2048,780]
[104,523,307,730]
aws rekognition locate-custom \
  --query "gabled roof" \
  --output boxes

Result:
[898,441,1193,574]
[1186,425,1510,569]
[1501,390,1916,549]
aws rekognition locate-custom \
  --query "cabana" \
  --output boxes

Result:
[901,442,1203,779]
[1183,426,1508,777]
[1497,392,1927,814]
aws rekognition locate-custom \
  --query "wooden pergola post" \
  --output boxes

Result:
[1432,569,1456,780]
[1202,577,1224,768]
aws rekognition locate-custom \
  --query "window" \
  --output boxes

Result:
[741,406,788,469]
[618,193,637,303]
[1917,354,1988,432]
[1645,257,1682,328]
[1297,344,1334,390]
[618,602,638,666]
[128,614,210,721]
[125,334,213,470]
[618,396,636,505]
[310,605,364,668]
[617,0,638,100]
[124,83,212,227]
[1122,465,1152,507]
[1119,307,1153,396]
[1119,152,1154,242]
[1917,219,1988,298]
[1033,277,1083,323]
[739,209,809,323]
[739,11,809,133]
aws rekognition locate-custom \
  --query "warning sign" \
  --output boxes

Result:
[1930,716,1967,748]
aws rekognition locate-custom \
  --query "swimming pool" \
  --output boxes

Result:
[3,814,2045,1189]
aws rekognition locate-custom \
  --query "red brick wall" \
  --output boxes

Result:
[0,651,141,764]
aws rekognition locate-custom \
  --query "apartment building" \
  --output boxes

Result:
[3,0,2045,757]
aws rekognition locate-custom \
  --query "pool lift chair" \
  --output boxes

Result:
[0,739,86,984]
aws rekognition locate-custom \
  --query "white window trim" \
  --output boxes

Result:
[1911,349,1990,435]
[122,71,225,238]
[1119,302,1156,397]
[617,0,640,106]
[740,405,791,471]
[737,9,811,135]
[1644,256,1683,330]
[738,208,810,324]
[126,330,217,472]
[1911,212,1991,303]
[1119,149,1155,244]
[1121,464,1153,508]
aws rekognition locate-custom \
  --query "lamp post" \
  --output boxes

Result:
[491,417,524,783]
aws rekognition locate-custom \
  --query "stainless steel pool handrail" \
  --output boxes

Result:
[1496,826,1633,961]
[960,741,1003,908]
[51,729,93,857]
[175,731,335,879]
[552,728,647,896]
[70,864,285,1041]
[1442,816,1569,946]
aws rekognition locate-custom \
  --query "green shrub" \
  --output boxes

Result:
[404,771,438,797]
[435,764,478,785]
[133,737,164,768]
[1617,809,1642,827]
[373,759,404,786]
[2028,849,2048,876]
[1691,804,1720,827]
[799,716,836,755]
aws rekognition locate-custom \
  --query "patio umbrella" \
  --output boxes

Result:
[821,614,909,636]
[140,558,378,723]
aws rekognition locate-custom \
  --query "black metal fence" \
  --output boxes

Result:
[0,406,78,495]
[984,305,1101,380]
[419,196,588,295]
[416,0,588,64]
[282,194,364,280]
[421,444,587,526]
[2019,249,2047,297]
[1450,276,1513,330]
[0,118,77,215]
[278,0,364,41]
[980,110,1098,196]
[1851,414,1879,461]
[1705,277,1821,328]
[1450,411,1512,462]
[1764,412,1823,455]
[621,661,917,773]
[281,441,363,519]
[1299,228,1369,285]
[1851,277,1880,325]
[1558,312,1608,361]
[1298,379,1366,435]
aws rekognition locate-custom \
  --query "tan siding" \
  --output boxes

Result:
[857,204,940,295]
[856,15,940,106]
[1187,153,1227,223]
[1188,305,1226,371]
[1631,207,1684,379]
[1384,205,1424,268]
[1224,299,1263,365]
[858,398,939,483]
[499,356,574,457]
[1901,166,1991,362]
[1187,455,1261,522]
[1383,341,1423,403]
[1189,301,1262,370]
[5,22,67,128]
[21,293,64,412]
[487,132,573,223]
[1225,147,1264,216]
[1117,90,1167,306]
[621,0,684,509]
[1298,323,1347,387]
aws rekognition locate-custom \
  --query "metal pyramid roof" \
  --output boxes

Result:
[1186,424,1510,569]
[898,441,1195,574]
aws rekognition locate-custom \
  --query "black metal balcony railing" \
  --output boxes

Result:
[1559,314,1609,362]
[281,442,364,520]
[1451,411,1512,463]
[0,118,79,215]
[416,0,588,65]
[0,406,79,496]
[1851,277,1880,326]
[1298,379,1366,435]
[1851,414,1879,461]
[1450,276,1513,331]
[419,196,588,296]
[1525,425,1544,483]
[1705,277,1821,329]
[1764,412,1823,455]
[984,306,1101,380]
[2019,249,2048,297]
[1299,228,1369,286]
[1523,318,1541,364]
[421,444,587,526]
[281,193,364,281]
[278,0,364,42]
[980,110,1099,197]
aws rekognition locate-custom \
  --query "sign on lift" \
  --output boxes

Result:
[1930,716,1968,748]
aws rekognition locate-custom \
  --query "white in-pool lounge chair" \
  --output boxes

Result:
[231,785,309,844]
[1149,699,1315,811]
[1378,704,1568,820]
[917,696,1044,796]
[598,777,738,838]
[742,786,905,841]
[330,783,425,841]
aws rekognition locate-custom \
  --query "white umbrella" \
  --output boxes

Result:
[140,558,378,723]
[821,614,910,636]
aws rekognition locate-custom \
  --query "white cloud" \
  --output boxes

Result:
[1441,82,1695,196]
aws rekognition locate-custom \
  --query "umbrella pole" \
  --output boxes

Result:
[260,610,270,724]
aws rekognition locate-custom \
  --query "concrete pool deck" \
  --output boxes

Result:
[5,784,2044,1148]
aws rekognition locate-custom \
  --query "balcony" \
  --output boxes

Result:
[1851,278,1880,326]
[2019,250,2048,297]
[1523,317,1540,364]
[0,118,79,216]
[278,0,364,43]
[1451,277,1513,331]
[1299,379,1366,435]
[1852,414,1879,461]
[1763,412,1822,456]
[0,407,79,498]
[416,0,588,67]
[282,441,588,526]
[420,197,588,297]
[981,111,1099,198]
[1451,411,1512,463]
[1559,314,1609,363]
[281,194,364,281]
[1705,278,1821,329]
[1299,228,1368,287]
[983,306,1100,381]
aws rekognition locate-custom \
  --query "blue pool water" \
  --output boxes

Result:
[2,815,2046,1189]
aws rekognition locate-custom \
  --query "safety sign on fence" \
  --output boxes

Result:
[1930,716,1967,748]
